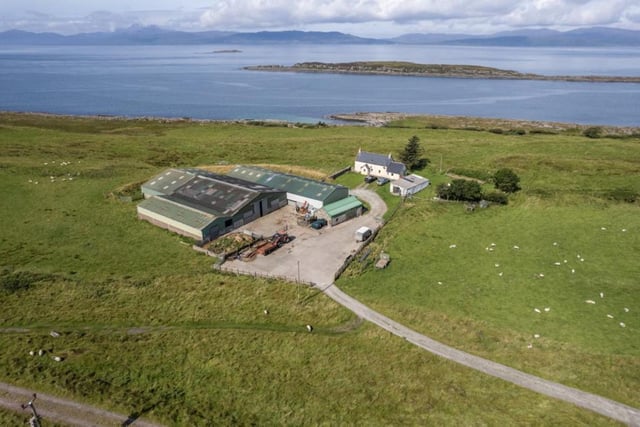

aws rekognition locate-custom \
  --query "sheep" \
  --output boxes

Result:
[494,263,500,268]
[498,272,503,277]
[601,227,607,230]
[50,331,60,338]
[527,343,533,349]
[38,349,44,356]
[585,300,596,304]
[534,308,541,313]
[544,307,551,312]
[306,324,313,333]
[29,351,34,356]
[263,309,269,315]
[571,269,575,274]
[437,281,443,285]
[600,292,604,298]
[607,314,614,319]
[52,356,63,362]
[449,244,457,249]
[554,262,561,266]
[619,322,626,328]
[553,242,558,246]
[622,228,627,232]
[624,307,630,312]
[534,334,540,339]
[513,245,520,250]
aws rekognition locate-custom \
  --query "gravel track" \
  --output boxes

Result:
[321,284,640,426]
[0,382,163,427]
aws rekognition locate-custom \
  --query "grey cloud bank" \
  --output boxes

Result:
[1,0,639,36]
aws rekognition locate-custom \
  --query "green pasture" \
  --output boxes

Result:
[0,113,638,424]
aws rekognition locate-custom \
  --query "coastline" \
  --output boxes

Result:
[2,110,639,136]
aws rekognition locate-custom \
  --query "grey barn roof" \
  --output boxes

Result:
[228,165,348,203]
[141,168,284,218]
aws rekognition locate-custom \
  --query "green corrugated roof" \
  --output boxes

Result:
[323,196,363,218]
[141,168,196,196]
[228,165,346,202]
[138,195,217,230]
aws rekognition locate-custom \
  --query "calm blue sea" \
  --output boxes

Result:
[0,44,639,126]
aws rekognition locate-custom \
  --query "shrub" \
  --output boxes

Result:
[482,191,509,205]
[605,188,638,203]
[437,179,482,202]
[494,168,521,193]
[583,126,603,138]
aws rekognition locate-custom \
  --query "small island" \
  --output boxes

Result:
[245,61,640,83]
[211,49,242,54]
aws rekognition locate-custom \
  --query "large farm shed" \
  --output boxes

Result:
[322,195,364,226]
[354,149,406,180]
[138,168,287,241]
[227,165,349,209]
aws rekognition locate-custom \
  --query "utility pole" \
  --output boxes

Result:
[21,394,41,427]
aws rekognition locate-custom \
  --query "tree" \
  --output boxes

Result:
[436,179,482,202]
[399,135,427,170]
[494,168,521,193]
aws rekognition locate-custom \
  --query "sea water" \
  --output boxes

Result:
[0,44,638,125]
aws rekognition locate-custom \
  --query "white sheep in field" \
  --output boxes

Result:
[263,309,269,315]
[620,322,626,328]
[513,245,519,250]
[544,307,550,312]
[607,314,614,319]
[624,308,630,313]
[306,324,313,333]
[600,292,604,298]
[449,244,457,249]
[534,308,541,313]
[585,300,596,304]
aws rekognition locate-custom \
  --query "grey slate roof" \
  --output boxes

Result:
[355,151,392,167]
[388,161,407,175]
[356,150,407,175]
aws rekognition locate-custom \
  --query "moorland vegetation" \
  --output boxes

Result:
[0,112,638,425]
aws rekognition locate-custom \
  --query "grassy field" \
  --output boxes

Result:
[0,112,637,425]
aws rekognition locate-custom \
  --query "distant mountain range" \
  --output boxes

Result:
[1,26,639,47]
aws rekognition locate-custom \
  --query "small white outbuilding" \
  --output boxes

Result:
[390,174,430,197]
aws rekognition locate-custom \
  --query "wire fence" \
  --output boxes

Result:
[215,264,316,287]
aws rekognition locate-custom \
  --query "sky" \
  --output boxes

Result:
[1,0,639,37]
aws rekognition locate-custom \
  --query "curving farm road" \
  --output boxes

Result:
[321,283,640,426]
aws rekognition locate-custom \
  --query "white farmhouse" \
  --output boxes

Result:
[354,149,407,180]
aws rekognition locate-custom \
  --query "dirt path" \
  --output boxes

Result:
[320,284,640,426]
[0,382,163,427]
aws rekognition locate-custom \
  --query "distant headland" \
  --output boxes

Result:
[245,61,640,83]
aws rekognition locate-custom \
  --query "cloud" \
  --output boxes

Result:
[0,0,638,35]
[198,0,639,33]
